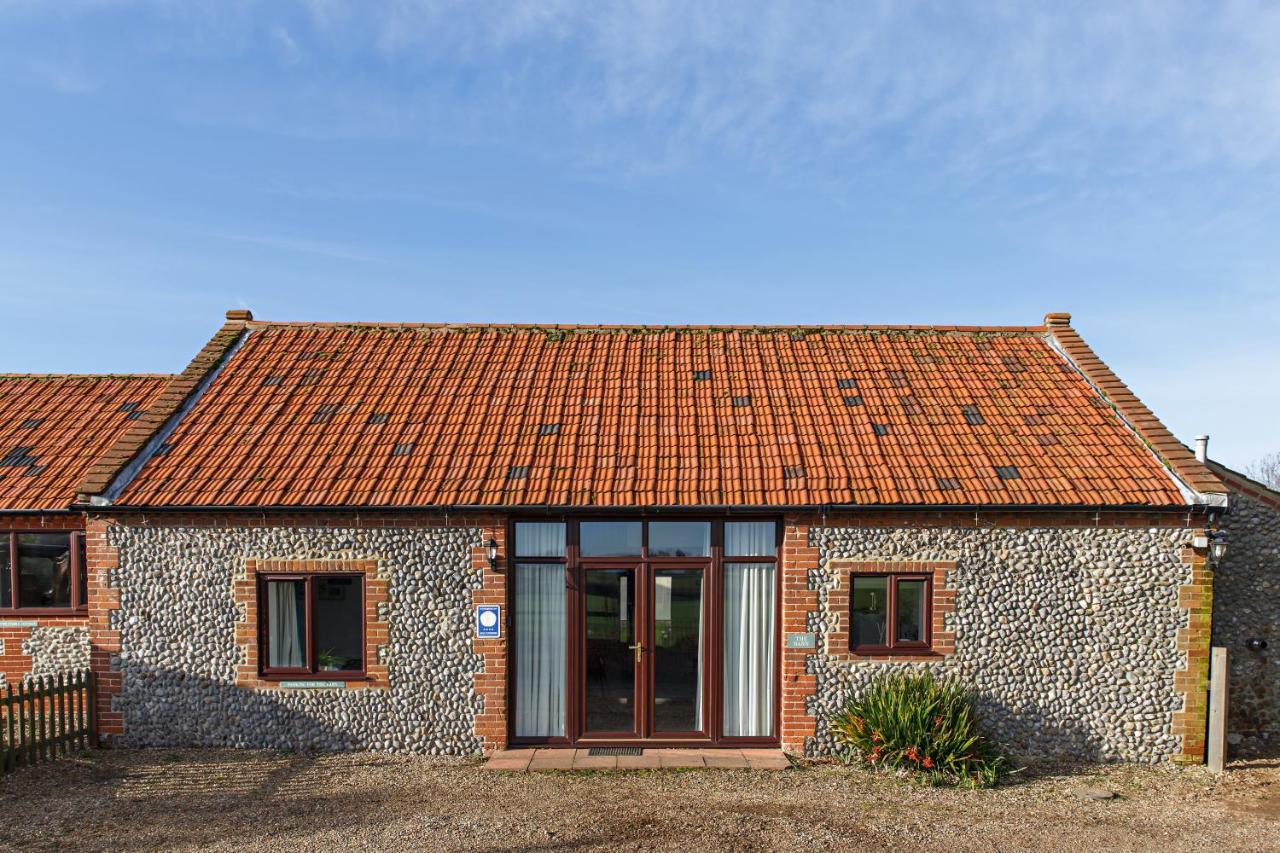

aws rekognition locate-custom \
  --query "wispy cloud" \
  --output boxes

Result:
[270,25,302,67]
[7,1,1280,182]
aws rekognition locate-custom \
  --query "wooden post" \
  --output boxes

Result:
[22,680,35,768]
[87,670,97,749]
[75,672,85,751]
[36,676,47,765]
[57,673,67,757]
[14,681,25,768]
[3,683,12,773]
[1208,646,1229,773]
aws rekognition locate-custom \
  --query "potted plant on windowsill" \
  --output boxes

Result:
[317,649,344,672]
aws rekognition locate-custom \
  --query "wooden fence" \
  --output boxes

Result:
[1,671,95,774]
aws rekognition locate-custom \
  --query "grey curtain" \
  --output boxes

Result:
[515,563,567,737]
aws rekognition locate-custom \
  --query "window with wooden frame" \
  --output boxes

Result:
[0,531,86,613]
[258,573,365,679]
[849,573,932,654]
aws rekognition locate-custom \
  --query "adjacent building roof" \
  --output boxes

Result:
[77,311,1224,509]
[0,374,170,511]
[1207,460,1280,512]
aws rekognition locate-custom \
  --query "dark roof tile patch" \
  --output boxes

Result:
[0,375,169,509]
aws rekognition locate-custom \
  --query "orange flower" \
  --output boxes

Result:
[905,746,919,761]
[922,756,935,769]
[871,730,883,743]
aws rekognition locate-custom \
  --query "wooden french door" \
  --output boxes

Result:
[508,518,781,748]
[577,563,709,742]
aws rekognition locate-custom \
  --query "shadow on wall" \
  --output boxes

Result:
[105,661,480,755]
[970,694,1112,764]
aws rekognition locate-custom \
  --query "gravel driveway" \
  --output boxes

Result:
[1,749,1277,851]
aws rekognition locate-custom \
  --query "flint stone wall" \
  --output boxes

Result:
[22,626,91,678]
[1214,489,1280,750]
[807,525,1195,763]
[107,524,484,754]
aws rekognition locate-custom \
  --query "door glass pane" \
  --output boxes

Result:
[851,576,888,647]
[0,537,10,608]
[724,522,775,557]
[515,564,567,737]
[584,569,636,732]
[648,522,710,557]
[723,562,775,737]
[580,522,642,557]
[16,533,71,608]
[653,569,704,732]
[515,523,566,557]
[266,579,307,668]
[896,579,926,643]
[315,576,364,671]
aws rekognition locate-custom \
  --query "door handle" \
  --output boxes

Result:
[628,643,644,663]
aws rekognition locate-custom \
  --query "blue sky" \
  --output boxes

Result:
[1,1,1278,470]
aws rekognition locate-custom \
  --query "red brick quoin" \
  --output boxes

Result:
[471,522,507,752]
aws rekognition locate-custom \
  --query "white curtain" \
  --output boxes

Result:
[725,522,776,557]
[695,591,704,731]
[515,564,566,737]
[723,562,775,737]
[268,581,304,668]
[514,523,565,557]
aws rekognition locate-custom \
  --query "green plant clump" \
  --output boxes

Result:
[830,671,1012,788]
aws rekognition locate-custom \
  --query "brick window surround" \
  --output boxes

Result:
[234,558,389,690]
[826,560,957,662]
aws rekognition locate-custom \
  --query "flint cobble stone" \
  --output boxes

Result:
[805,525,1194,763]
[108,524,484,754]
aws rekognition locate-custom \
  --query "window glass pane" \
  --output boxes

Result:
[723,562,775,737]
[851,576,888,648]
[648,522,710,557]
[515,523,566,557]
[725,522,776,557]
[77,535,87,607]
[266,579,307,669]
[0,537,10,608]
[515,564,567,737]
[16,533,71,608]
[580,521,642,557]
[896,579,926,643]
[315,576,364,671]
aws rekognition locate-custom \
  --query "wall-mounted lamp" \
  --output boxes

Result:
[1246,638,1268,652]
[487,538,499,572]
[1209,530,1228,565]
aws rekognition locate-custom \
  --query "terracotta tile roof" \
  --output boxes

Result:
[76,312,250,500]
[91,311,1218,509]
[1044,314,1224,498]
[0,374,170,510]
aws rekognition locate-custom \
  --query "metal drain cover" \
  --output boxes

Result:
[587,746,642,756]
